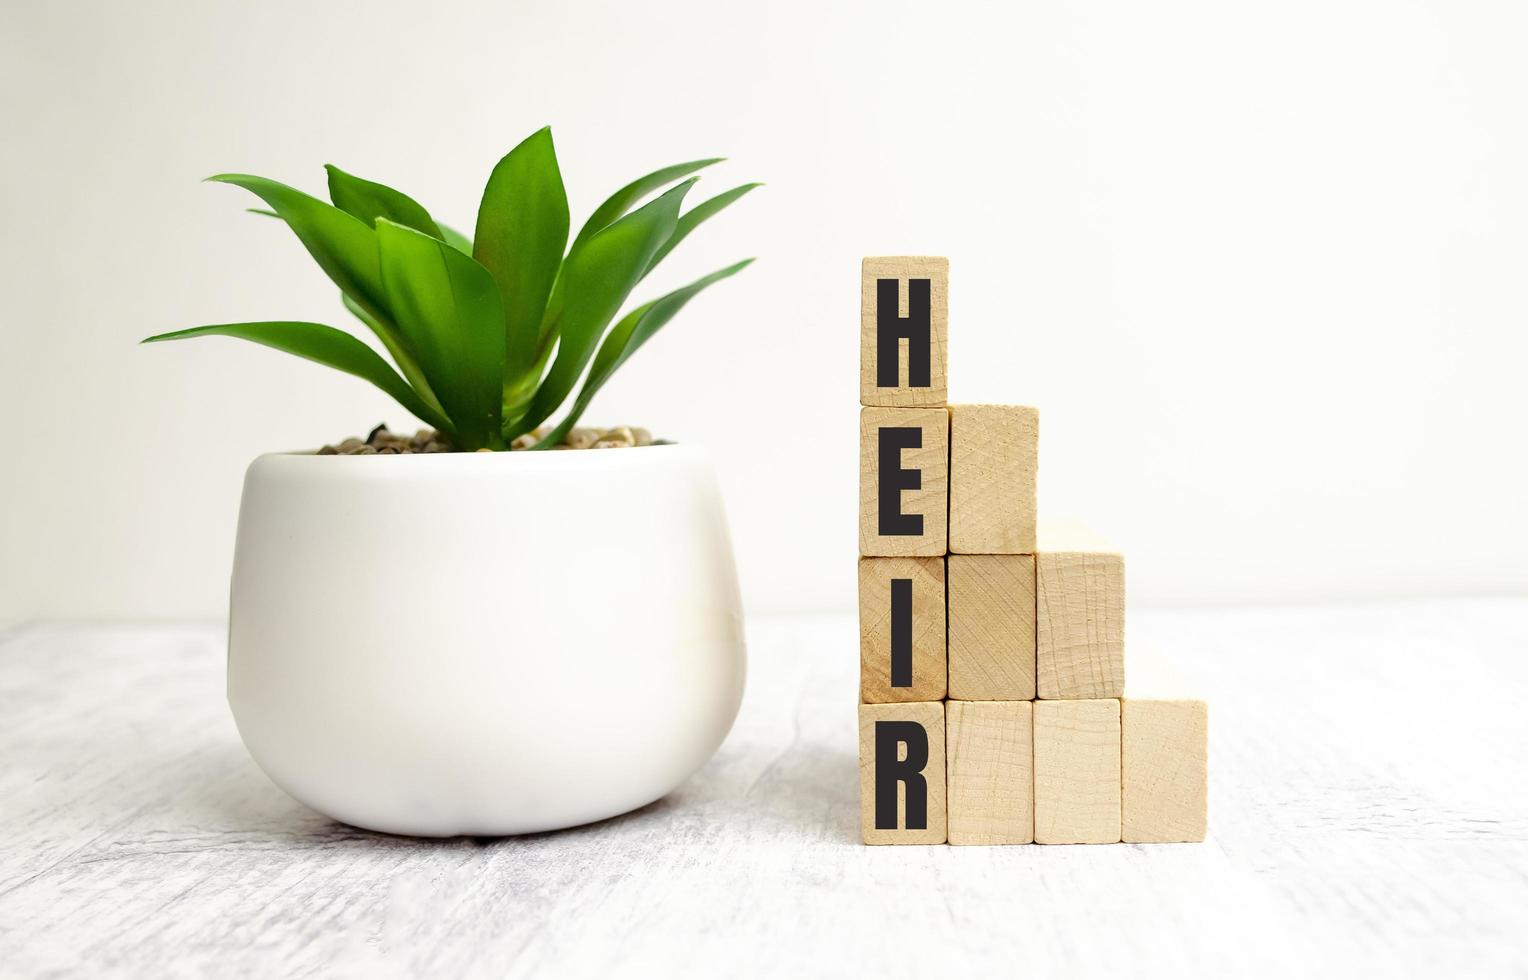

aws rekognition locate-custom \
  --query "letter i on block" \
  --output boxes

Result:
[860,256,948,407]
[859,702,947,844]
[859,557,946,702]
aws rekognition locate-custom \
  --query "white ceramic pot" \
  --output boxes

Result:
[226,444,746,837]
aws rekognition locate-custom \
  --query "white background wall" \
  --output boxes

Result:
[3,0,1526,620]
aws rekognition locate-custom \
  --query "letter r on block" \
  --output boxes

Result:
[874,720,930,829]
[860,701,947,843]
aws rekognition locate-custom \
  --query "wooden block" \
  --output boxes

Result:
[946,701,1033,845]
[947,554,1035,700]
[1036,520,1125,700]
[948,404,1038,554]
[859,407,948,557]
[1033,698,1121,844]
[1122,645,1207,842]
[1123,699,1208,843]
[858,557,946,702]
[859,701,947,844]
[860,256,948,407]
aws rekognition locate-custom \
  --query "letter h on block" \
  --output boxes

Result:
[860,256,948,407]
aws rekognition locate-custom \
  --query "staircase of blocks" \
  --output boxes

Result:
[857,256,1209,846]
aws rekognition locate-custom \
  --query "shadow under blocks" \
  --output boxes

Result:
[856,257,1208,846]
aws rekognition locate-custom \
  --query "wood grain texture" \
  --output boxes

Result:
[860,256,948,407]
[1034,698,1122,844]
[5,603,1528,977]
[947,554,1036,700]
[858,701,947,844]
[948,404,1038,554]
[858,556,946,702]
[1037,520,1125,700]
[1123,699,1208,843]
[859,406,948,557]
[946,700,1034,845]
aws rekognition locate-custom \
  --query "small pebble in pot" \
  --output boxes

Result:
[564,428,600,450]
[318,424,660,453]
[510,427,554,450]
[594,426,635,449]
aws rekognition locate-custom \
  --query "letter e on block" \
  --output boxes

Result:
[860,257,948,407]
[859,701,947,844]
[859,407,948,556]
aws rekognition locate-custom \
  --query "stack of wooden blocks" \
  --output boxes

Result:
[857,256,1208,846]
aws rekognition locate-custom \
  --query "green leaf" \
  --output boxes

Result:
[512,178,696,438]
[500,340,555,433]
[210,174,445,406]
[340,292,449,419]
[342,291,380,330]
[141,321,451,433]
[535,157,724,365]
[325,164,443,239]
[473,126,569,387]
[534,259,754,448]
[376,219,506,450]
[231,184,455,426]
[263,182,467,257]
[210,174,388,317]
[644,183,761,276]
[571,156,722,251]
[438,222,472,255]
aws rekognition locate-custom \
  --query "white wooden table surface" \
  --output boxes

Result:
[3,600,1527,978]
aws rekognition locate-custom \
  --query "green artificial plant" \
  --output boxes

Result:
[145,128,758,450]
